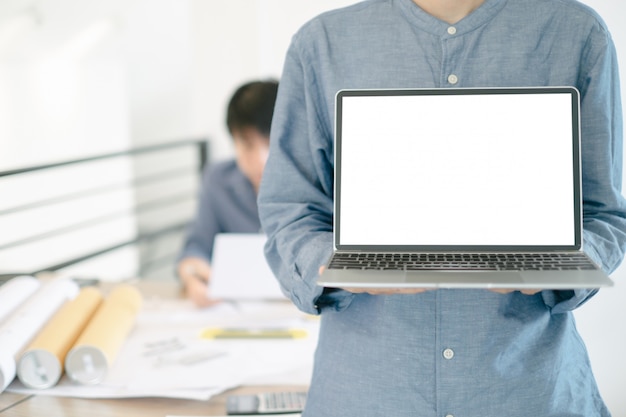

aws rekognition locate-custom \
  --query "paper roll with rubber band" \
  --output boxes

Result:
[0,278,79,393]
[17,286,103,389]
[64,284,142,385]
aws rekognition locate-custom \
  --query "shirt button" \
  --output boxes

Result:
[445,414,454,417]
[443,348,454,360]
[447,74,458,85]
[447,26,457,35]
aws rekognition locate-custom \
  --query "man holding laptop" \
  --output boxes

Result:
[258,0,626,416]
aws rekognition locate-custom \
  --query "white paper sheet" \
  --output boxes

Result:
[210,233,286,300]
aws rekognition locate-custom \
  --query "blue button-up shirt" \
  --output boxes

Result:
[258,0,626,416]
[179,160,260,262]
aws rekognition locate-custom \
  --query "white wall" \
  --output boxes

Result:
[188,0,357,159]
[0,0,131,168]
[0,0,624,413]
[0,0,139,278]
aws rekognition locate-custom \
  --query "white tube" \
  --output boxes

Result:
[0,276,40,324]
[0,278,79,392]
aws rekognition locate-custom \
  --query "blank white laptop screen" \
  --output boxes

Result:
[337,90,577,248]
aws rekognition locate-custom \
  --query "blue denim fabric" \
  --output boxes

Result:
[258,0,626,415]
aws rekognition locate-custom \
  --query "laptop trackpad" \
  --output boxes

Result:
[404,271,524,289]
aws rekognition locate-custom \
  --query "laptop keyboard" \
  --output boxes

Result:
[328,252,598,271]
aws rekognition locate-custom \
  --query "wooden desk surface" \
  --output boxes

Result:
[0,385,308,417]
[0,392,31,413]
[0,279,309,416]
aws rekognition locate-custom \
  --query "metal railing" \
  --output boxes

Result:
[0,139,208,282]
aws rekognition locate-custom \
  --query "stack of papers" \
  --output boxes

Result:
[7,297,319,400]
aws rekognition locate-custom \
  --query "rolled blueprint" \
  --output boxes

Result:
[0,278,79,392]
[0,276,40,324]
[17,286,103,389]
[65,284,142,385]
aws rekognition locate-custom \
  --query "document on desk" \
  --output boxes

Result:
[210,233,286,300]
[6,296,319,400]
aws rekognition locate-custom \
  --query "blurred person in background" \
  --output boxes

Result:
[177,80,278,307]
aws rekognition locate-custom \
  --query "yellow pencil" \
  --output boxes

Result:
[199,327,308,339]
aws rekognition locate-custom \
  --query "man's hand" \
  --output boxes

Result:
[345,288,542,295]
[341,287,433,295]
[178,257,220,308]
[489,288,543,295]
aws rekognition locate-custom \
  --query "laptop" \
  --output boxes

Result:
[210,233,286,300]
[317,87,614,290]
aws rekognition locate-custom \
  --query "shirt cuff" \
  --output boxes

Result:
[291,233,355,315]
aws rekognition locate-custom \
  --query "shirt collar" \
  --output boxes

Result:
[395,0,508,36]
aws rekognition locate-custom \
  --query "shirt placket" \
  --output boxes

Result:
[440,24,462,87]
[436,289,463,417]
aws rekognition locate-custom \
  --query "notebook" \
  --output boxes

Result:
[210,233,286,300]
[317,87,614,290]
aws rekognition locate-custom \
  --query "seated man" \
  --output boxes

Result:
[177,80,278,307]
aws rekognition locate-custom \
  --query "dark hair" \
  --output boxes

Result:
[226,80,279,137]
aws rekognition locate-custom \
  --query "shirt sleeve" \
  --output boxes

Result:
[544,24,626,314]
[177,164,224,264]
[258,36,355,315]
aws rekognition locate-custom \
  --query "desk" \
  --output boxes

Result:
[0,392,30,413]
[0,280,310,416]
[0,385,307,417]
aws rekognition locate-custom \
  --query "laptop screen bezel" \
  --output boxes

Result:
[333,86,582,253]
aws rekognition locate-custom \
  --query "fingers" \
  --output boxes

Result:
[341,287,433,295]
[346,288,541,296]
[490,288,513,294]
[519,289,542,295]
[179,257,218,308]
[489,288,542,295]
[179,258,211,283]
[345,288,542,295]
[192,259,212,281]
[185,276,221,308]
